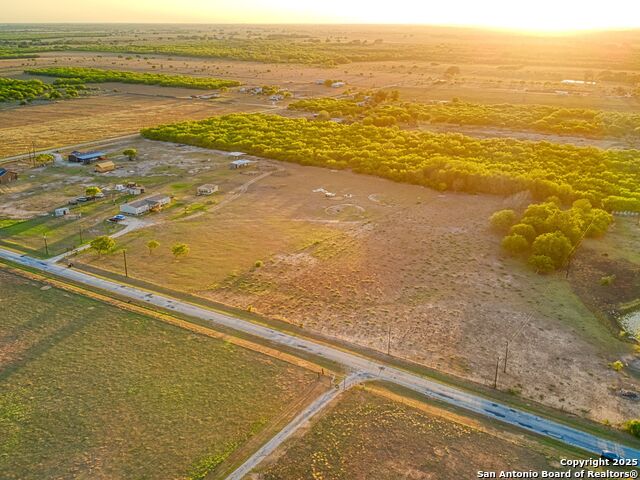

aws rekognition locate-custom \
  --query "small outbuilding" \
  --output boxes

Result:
[95,161,116,173]
[68,151,106,164]
[230,159,252,169]
[54,207,71,217]
[197,184,219,196]
[0,168,18,185]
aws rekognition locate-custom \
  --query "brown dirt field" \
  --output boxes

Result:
[70,146,640,425]
[253,388,567,480]
[0,92,280,158]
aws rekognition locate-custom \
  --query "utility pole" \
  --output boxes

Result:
[122,249,129,277]
[43,234,49,256]
[387,325,391,356]
[503,341,509,373]
[493,355,500,389]
[78,226,83,244]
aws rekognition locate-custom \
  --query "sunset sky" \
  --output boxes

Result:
[4,0,640,31]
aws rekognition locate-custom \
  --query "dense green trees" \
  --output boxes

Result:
[494,200,613,273]
[141,113,640,211]
[0,77,81,103]
[26,67,241,90]
[289,97,640,139]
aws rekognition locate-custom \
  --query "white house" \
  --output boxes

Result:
[120,194,171,216]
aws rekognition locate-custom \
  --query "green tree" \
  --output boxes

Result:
[528,254,555,274]
[34,153,54,166]
[626,420,640,438]
[146,239,160,255]
[85,186,102,197]
[501,234,529,255]
[531,232,573,268]
[172,242,190,259]
[490,209,517,233]
[90,236,115,255]
[123,148,138,161]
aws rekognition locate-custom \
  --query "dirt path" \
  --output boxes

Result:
[224,372,371,480]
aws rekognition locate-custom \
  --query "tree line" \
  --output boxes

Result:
[0,76,84,103]
[141,113,640,211]
[26,67,241,90]
[289,97,640,139]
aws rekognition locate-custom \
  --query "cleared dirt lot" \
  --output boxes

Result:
[62,141,640,425]
[254,387,569,480]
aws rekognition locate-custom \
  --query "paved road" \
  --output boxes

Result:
[226,372,371,480]
[1,247,638,462]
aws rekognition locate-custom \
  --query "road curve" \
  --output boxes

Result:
[0,247,638,461]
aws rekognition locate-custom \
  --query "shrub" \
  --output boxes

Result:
[528,255,555,274]
[501,234,529,255]
[531,232,573,268]
[610,360,624,372]
[509,223,537,243]
[490,210,517,233]
[626,420,640,438]
[171,242,190,259]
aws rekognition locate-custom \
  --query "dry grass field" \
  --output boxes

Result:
[253,387,570,480]
[0,91,281,158]
[61,141,640,425]
[0,267,323,480]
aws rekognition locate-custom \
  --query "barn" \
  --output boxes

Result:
[68,151,106,164]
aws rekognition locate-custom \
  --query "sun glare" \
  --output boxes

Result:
[4,0,640,29]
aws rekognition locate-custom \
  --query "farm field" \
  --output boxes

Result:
[0,267,323,480]
[61,140,640,425]
[1,22,640,467]
[254,387,572,479]
[0,91,281,159]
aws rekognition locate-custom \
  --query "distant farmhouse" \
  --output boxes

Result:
[0,168,18,185]
[230,159,252,169]
[120,193,171,216]
[197,184,219,196]
[68,150,106,164]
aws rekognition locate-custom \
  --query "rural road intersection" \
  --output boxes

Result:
[1,247,639,464]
